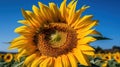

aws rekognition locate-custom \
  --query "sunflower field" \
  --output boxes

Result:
[0,0,119,67]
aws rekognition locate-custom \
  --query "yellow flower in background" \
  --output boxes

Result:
[9,0,101,67]
[113,52,120,63]
[3,53,13,62]
[103,53,112,61]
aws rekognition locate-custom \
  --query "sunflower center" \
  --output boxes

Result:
[7,56,10,59]
[116,56,119,59]
[51,31,61,42]
[34,23,77,57]
[49,31,67,48]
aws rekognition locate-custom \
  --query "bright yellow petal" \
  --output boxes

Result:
[77,30,95,38]
[67,1,77,25]
[75,20,98,31]
[49,2,62,22]
[47,57,55,67]
[60,0,67,19]
[67,0,75,8]
[39,57,51,67]
[18,20,28,25]
[38,2,54,22]
[76,5,90,17]
[23,53,37,66]
[11,36,27,43]
[67,52,78,67]
[32,5,40,16]
[54,56,63,67]
[21,9,40,29]
[9,40,28,49]
[70,5,90,27]
[73,48,91,66]
[77,45,95,51]
[61,54,70,67]
[31,56,47,67]
[77,36,96,44]
[74,15,93,28]
[83,51,95,56]
[26,10,41,28]
[14,26,35,36]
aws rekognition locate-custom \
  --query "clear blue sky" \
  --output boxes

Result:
[0,0,120,52]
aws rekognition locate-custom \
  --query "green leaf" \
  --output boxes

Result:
[11,61,24,67]
[88,34,111,40]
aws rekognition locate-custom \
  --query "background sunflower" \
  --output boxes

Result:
[3,53,13,63]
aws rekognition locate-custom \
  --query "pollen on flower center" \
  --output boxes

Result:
[34,23,77,57]
[50,31,61,42]
[49,31,68,48]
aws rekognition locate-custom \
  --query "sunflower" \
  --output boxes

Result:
[9,0,101,66]
[113,52,120,63]
[3,53,13,62]
[102,53,112,61]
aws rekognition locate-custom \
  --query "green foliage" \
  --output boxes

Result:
[89,34,111,40]
[107,59,120,67]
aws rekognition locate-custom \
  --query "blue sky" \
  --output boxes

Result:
[0,0,120,52]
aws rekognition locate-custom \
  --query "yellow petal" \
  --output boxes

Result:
[25,10,41,28]
[61,54,70,67]
[77,30,95,38]
[49,2,62,22]
[70,6,90,27]
[77,36,96,44]
[15,26,30,33]
[11,36,27,43]
[60,0,67,19]
[47,57,55,67]
[83,51,95,56]
[18,20,28,26]
[76,5,90,17]
[39,57,51,67]
[14,26,35,35]
[23,53,37,66]
[32,5,45,23]
[21,9,39,29]
[9,40,28,49]
[54,56,63,67]
[75,20,98,31]
[31,56,47,67]
[67,1,77,25]
[38,2,53,22]
[77,45,94,51]
[67,52,78,67]
[67,0,75,8]
[73,48,91,66]
[32,5,40,16]
[75,15,93,28]
[9,36,35,49]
